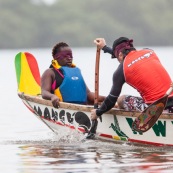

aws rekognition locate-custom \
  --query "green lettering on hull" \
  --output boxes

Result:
[126,117,166,137]
[152,121,166,137]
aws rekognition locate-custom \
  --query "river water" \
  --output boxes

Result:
[1,47,173,173]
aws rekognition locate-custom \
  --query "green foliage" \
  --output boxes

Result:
[0,0,173,48]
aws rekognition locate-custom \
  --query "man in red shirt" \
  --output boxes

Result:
[91,37,173,120]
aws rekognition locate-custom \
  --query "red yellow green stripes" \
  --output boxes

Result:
[15,52,41,95]
[15,52,22,87]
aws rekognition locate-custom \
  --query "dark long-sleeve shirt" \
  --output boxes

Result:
[96,46,125,116]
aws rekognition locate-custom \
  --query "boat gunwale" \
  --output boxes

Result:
[18,92,173,119]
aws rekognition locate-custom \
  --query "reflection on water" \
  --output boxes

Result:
[1,132,173,173]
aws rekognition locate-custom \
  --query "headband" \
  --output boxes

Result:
[114,39,133,58]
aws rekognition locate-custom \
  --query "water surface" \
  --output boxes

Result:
[1,47,173,173]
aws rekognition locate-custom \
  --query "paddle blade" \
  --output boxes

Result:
[15,52,41,95]
[132,95,168,133]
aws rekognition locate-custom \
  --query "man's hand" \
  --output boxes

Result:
[93,38,106,49]
[90,109,98,120]
[51,95,60,108]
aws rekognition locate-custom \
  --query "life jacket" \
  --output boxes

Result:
[123,49,173,103]
[51,60,87,104]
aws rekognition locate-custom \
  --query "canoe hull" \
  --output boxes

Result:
[19,93,173,146]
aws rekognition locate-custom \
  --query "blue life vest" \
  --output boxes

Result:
[57,66,87,104]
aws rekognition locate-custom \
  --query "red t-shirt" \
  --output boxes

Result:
[124,49,173,103]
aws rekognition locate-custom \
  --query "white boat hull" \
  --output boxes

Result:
[19,93,173,146]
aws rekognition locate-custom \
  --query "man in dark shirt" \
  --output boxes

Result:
[91,37,173,120]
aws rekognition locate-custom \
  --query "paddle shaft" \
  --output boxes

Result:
[94,47,100,108]
[88,47,100,135]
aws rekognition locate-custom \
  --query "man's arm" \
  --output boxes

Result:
[91,63,125,119]
[102,45,113,55]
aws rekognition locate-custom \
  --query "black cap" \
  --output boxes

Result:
[112,37,130,58]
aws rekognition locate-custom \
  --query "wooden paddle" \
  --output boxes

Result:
[132,86,173,133]
[85,46,101,139]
